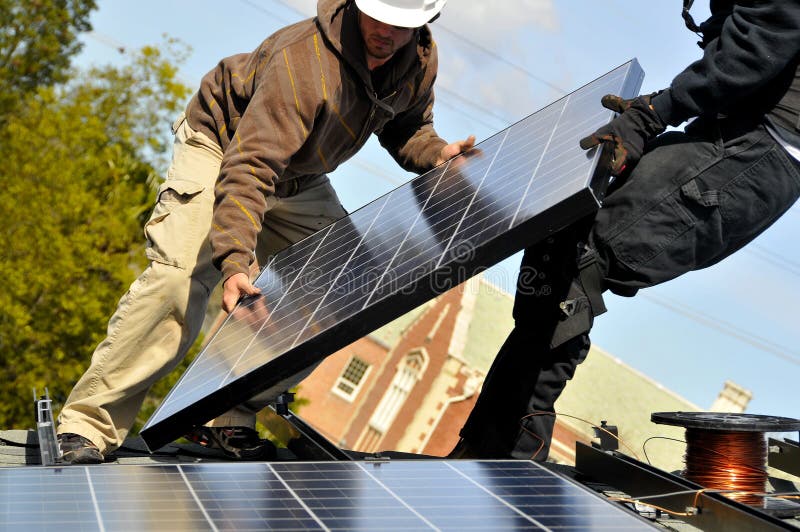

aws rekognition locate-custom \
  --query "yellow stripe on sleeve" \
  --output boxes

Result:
[312,34,328,101]
[283,48,308,137]
[317,147,330,172]
[230,196,259,230]
[332,104,357,140]
[212,223,245,248]
[223,258,246,271]
[311,33,355,140]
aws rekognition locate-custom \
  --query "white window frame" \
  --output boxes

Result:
[331,355,371,402]
[367,349,428,434]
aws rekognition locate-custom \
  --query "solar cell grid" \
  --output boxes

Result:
[0,461,649,532]
[141,61,644,449]
[0,460,654,530]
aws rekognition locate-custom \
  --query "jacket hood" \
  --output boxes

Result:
[316,0,434,85]
[316,0,350,53]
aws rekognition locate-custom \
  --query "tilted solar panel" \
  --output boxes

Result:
[0,460,654,530]
[140,61,645,451]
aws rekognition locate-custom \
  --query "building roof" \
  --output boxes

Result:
[460,279,515,371]
[555,345,701,472]
[367,301,431,348]
[0,429,283,467]
[368,275,704,472]
[368,277,515,371]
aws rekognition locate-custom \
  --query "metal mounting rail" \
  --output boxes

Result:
[769,437,800,478]
[574,442,794,531]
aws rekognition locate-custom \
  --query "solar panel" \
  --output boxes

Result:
[0,460,654,530]
[140,61,645,451]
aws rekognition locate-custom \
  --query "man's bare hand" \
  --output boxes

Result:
[230,290,271,331]
[436,135,476,166]
[222,272,262,313]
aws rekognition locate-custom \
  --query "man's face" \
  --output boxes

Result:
[358,12,416,64]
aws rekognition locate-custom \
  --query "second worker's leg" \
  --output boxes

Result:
[456,226,597,461]
[57,115,223,460]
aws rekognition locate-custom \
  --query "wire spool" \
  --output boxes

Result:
[651,412,800,507]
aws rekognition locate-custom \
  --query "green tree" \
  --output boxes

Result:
[0,41,192,428]
[0,0,96,121]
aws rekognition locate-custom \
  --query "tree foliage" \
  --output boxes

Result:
[0,0,96,121]
[0,40,192,428]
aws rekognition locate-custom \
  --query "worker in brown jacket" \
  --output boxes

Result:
[57,0,474,464]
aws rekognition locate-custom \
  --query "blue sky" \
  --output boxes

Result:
[75,1,798,424]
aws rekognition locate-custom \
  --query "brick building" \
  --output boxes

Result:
[286,275,750,470]
[294,276,505,456]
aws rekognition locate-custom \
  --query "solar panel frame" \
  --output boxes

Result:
[0,460,656,530]
[141,60,645,451]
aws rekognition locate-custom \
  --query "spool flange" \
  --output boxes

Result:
[651,412,800,432]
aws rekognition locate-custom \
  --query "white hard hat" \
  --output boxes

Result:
[354,0,447,28]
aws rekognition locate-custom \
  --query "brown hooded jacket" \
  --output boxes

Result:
[184,0,447,280]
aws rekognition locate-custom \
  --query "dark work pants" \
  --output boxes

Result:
[459,117,800,461]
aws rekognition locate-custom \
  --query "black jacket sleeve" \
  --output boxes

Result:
[651,0,800,126]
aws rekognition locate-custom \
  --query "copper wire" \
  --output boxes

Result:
[519,411,641,461]
[518,413,796,513]
[683,428,768,507]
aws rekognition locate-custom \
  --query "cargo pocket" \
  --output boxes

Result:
[672,176,729,269]
[609,192,697,273]
[144,179,207,269]
[680,178,720,209]
[717,148,797,242]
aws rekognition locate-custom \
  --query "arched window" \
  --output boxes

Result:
[358,350,428,452]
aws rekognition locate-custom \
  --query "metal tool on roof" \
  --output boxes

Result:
[33,388,61,466]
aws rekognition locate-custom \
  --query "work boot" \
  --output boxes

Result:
[185,426,276,460]
[58,433,104,464]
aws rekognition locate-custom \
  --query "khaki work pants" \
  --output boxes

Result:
[57,114,346,453]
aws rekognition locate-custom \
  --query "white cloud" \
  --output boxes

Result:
[433,0,564,122]
[284,0,317,16]
[440,0,559,45]
[281,0,565,124]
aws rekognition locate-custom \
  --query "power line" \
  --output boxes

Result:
[237,0,296,26]
[743,244,800,278]
[435,85,511,127]
[640,292,800,367]
[434,94,507,131]
[83,28,411,190]
[89,6,800,288]
[86,31,126,55]
[232,0,513,129]
[265,0,568,95]
[433,25,567,95]
[89,7,800,310]
[347,157,406,186]
[84,30,198,89]
[86,8,800,376]
[246,0,306,18]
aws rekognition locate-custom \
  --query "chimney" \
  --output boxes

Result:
[709,381,752,413]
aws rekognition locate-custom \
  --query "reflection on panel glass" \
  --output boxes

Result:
[0,460,651,530]
[141,61,645,449]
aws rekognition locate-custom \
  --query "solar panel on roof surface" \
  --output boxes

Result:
[0,460,654,530]
[140,61,645,451]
